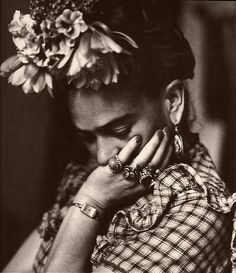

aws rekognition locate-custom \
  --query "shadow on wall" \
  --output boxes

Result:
[1,1,63,268]
[0,2,88,268]
[180,1,236,192]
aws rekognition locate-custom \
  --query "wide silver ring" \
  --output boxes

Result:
[139,164,154,184]
[122,165,139,181]
[108,155,123,173]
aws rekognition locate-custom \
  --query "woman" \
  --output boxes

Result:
[1,0,235,272]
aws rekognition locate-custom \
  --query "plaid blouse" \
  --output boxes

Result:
[33,142,236,273]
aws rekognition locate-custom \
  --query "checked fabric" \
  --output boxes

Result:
[33,142,236,273]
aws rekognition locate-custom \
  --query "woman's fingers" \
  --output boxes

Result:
[149,127,171,168]
[131,130,163,169]
[118,135,142,163]
[158,145,173,171]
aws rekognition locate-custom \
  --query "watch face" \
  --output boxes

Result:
[81,203,98,219]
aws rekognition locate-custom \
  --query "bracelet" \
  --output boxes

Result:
[70,202,100,220]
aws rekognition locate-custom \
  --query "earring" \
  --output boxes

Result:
[174,124,184,160]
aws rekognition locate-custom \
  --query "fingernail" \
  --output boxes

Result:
[134,135,142,144]
[163,127,170,136]
[156,129,163,138]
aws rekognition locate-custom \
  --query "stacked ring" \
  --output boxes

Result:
[122,165,139,181]
[139,163,154,184]
[108,155,123,173]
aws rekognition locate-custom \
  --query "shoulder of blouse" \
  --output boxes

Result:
[151,142,236,213]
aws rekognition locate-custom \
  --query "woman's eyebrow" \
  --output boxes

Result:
[97,113,135,132]
[74,113,136,134]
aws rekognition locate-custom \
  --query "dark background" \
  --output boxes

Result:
[1,1,236,269]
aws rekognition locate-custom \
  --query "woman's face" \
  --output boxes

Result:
[69,87,166,165]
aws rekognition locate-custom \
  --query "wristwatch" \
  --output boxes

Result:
[70,202,100,220]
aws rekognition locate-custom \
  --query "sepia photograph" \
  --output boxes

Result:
[1,0,236,272]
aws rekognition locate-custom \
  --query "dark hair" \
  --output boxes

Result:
[93,0,195,90]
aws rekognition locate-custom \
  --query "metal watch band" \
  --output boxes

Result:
[70,202,100,220]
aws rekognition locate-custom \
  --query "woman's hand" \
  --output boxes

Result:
[75,127,173,212]
[43,127,173,272]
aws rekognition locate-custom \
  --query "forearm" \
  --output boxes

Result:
[3,230,43,273]
[44,197,103,273]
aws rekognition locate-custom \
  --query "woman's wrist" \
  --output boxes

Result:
[73,189,107,220]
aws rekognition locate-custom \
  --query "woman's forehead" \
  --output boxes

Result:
[69,88,147,130]
[69,86,141,111]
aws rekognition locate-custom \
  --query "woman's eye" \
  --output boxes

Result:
[112,126,131,137]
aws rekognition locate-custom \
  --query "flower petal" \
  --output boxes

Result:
[45,73,53,90]
[47,87,54,97]
[13,10,21,20]
[13,37,26,51]
[22,79,34,94]
[107,54,119,74]
[102,65,112,85]
[67,51,81,77]
[111,72,118,83]
[24,64,39,79]
[56,48,73,69]
[0,55,22,77]
[96,31,123,53]
[78,33,90,56]
[90,31,105,51]
[8,65,26,86]
[31,73,45,93]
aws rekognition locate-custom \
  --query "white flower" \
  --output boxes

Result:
[9,11,35,37]
[89,28,124,54]
[8,11,42,60]
[7,63,53,96]
[65,32,97,78]
[65,28,124,89]
[55,9,88,40]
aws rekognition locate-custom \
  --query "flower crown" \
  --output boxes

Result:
[0,9,138,96]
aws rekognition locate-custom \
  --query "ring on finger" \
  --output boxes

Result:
[146,163,154,173]
[108,155,123,173]
[153,168,161,180]
[122,165,139,181]
[139,165,154,184]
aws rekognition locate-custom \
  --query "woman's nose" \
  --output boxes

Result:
[96,137,120,166]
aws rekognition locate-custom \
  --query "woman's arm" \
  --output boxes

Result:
[44,129,172,272]
[44,194,105,273]
[3,229,43,273]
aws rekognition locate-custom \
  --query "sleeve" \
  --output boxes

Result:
[92,165,231,273]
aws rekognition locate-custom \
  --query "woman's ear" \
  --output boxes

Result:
[163,79,185,125]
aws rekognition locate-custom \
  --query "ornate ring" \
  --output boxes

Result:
[153,168,161,181]
[139,164,154,184]
[108,155,123,173]
[122,165,139,181]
